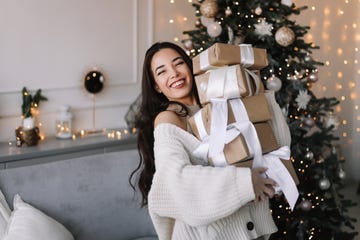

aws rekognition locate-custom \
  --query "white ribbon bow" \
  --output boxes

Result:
[200,66,261,104]
[193,98,263,168]
[262,146,299,210]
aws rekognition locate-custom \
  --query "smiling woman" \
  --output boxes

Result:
[151,48,196,106]
[130,42,279,240]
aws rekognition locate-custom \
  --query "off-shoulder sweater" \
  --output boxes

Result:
[148,123,277,240]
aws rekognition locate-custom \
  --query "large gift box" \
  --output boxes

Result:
[189,94,273,139]
[233,156,300,186]
[192,43,268,75]
[218,122,279,164]
[188,96,279,164]
[195,64,265,105]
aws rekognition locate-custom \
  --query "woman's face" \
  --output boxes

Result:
[151,48,195,105]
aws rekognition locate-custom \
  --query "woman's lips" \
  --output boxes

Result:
[170,79,185,88]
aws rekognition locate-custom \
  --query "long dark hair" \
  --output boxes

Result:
[129,42,200,206]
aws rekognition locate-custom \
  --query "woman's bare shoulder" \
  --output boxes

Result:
[154,110,187,130]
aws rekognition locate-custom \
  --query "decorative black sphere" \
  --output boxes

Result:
[84,71,105,94]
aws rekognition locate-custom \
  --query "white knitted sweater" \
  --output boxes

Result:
[148,123,277,240]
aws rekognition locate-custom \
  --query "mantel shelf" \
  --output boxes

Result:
[0,129,137,169]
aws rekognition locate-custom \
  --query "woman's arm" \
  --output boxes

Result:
[149,121,255,227]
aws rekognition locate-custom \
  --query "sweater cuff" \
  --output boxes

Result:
[235,167,256,205]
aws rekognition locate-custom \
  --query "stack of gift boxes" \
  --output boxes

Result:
[188,43,299,209]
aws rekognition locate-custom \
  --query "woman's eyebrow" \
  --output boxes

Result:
[154,65,165,73]
[154,56,183,73]
[172,56,183,62]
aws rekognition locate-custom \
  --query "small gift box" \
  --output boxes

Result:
[192,43,268,75]
[195,65,265,105]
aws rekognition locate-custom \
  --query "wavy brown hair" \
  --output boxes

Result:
[129,42,200,206]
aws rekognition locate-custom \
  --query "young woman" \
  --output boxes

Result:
[130,41,278,240]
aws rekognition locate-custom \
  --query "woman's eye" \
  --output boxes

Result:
[157,70,165,76]
[176,61,184,66]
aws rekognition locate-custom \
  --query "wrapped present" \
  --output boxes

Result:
[233,153,299,186]
[193,43,268,75]
[189,97,278,165]
[213,122,279,165]
[195,65,265,105]
[188,94,272,140]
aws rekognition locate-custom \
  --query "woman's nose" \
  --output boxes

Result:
[168,66,179,78]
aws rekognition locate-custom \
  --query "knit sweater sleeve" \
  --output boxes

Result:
[148,123,256,227]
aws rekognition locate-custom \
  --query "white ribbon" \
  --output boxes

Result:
[199,50,212,72]
[199,44,255,71]
[202,66,261,103]
[192,98,263,168]
[205,66,241,102]
[243,68,261,96]
[229,98,263,168]
[262,146,299,210]
[239,44,255,68]
[208,98,228,160]
[193,120,261,167]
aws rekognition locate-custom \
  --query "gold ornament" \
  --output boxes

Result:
[275,26,295,47]
[200,0,219,18]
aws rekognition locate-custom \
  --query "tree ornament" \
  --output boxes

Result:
[281,0,293,7]
[324,113,340,130]
[295,90,311,110]
[207,21,222,38]
[338,168,346,180]
[200,0,219,18]
[303,116,315,127]
[300,199,312,211]
[183,39,193,50]
[255,6,262,15]
[304,55,312,62]
[275,26,296,47]
[308,72,319,83]
[266,75,282,92]
[195,18,202,28]
[305,149,314,161]
[319,177,331,190]
[200,16,214,27]
[254,20,273,37]
[225,6,232,16]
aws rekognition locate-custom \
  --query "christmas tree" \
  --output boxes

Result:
[182,0,358,239]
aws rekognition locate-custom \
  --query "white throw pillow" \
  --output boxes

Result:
[0,189,11,238]
[3,194,74,240]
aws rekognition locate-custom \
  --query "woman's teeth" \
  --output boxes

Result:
[171,80,184,88]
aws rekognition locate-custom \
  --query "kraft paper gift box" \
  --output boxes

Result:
[188,94,272,139]
[218,122,279,164]
[195,64,265,105]
[192,43,268,75]
[232,154,300,186]
[188,96,279,163]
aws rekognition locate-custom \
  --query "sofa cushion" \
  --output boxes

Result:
[0,189,11,238]
[3,194,74,240]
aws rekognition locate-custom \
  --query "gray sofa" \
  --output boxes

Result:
[0,149,157,240]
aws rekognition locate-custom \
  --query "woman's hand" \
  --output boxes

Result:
[251,167,277,203]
